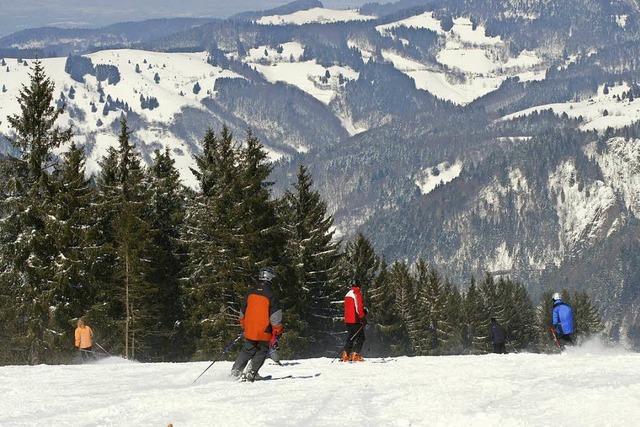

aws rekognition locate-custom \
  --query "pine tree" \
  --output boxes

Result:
[367,260,410,356]
[0,60,73,364]
[415,260,451,355]
[145,149,187,360]
[92,120,153,359]
[442,279,464,354]
[572,291,603,340]
[339,233,380,290]
[279,165,341,356]
[388,261,420,355]
[496,278,536,351]
[462,277,488,353]
[49,143,96,356]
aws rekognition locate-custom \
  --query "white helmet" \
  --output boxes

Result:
[552,292,562,301]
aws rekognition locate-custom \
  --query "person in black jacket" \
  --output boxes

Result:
[489,318,507,354]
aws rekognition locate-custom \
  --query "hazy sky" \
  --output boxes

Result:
[0,0,393,37]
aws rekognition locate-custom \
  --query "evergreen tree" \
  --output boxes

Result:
[279,165,341,356]
[572,291,603,340]
[415,260,451,355]
[367,260,410,356]
[462,277,488,353]
[339,233,380,290]
[389,261,420,355]
[145,149,187,360]
[49,143,96,355]
[442,279,464,354]
[0,60,72,364]
[92,119,153,359]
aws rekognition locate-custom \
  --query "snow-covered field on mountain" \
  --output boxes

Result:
[503,83,640,131]
[0,50,243,186]
[2,342,639,427]
[256,7,375,25]
[373,13,547,104]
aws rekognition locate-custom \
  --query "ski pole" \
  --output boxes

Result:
[331,324,364,363]
[95,342,112,357]
[192,333,243,384]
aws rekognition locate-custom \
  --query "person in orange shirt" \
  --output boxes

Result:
[74,318,94,362]
[231,268,283,382]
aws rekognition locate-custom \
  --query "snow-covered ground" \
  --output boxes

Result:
[2,343,640,426]
[256,8,375,26]
[502,83,640,131]
[373,12,547,105]
[415,160,463,195]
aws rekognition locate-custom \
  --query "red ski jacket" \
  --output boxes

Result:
[344,286,365,324]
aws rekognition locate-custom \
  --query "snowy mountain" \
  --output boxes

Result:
[2,347,640,426]
[3,0,640,344]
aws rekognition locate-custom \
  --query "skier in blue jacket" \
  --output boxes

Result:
[552,292,575,346]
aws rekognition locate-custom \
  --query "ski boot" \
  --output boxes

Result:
[230,369,242,379]
[350,352,364,362]
[339,351,350,362]
[242,370,265,382]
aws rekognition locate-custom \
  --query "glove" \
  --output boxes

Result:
[272,324,283,336]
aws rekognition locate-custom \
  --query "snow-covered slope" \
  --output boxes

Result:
[256,8,375,25]
[502,83,640,131]
[0,50,243,187]
[2,347,639,426]
[372,13,547,105]
[415,160,463,195]
[240,41,360,134]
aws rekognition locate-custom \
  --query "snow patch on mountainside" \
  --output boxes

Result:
[615,14,629,29]
[503,83,640,131]
[585,137,640,216]
[250,61,358,105]
[376,12,545,104]
[415,160,462,195]
[477,168,531,220]
[487,242,514,272]
[247,42,305,63]
[548,160,617,252]
[256,8,375,25]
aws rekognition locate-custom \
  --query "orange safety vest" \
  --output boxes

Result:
[75,326,94,349]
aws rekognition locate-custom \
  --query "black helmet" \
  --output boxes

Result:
[258,267,276,282]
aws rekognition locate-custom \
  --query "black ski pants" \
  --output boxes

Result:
[79,346,94,362]
[343,323,365,354]
[492,342,507,354]
[232,339,269,374]
[559,334,574,346]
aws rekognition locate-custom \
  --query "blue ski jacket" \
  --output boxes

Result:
[552,300,575,335]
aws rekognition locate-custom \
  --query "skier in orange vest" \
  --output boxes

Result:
[231,268,283,381]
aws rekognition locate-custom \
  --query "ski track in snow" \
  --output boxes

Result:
[2,349,640,426]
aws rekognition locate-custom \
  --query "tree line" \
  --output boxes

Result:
[0,62,603,365]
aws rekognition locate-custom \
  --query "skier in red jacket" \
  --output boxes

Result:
[340,280,367,362]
